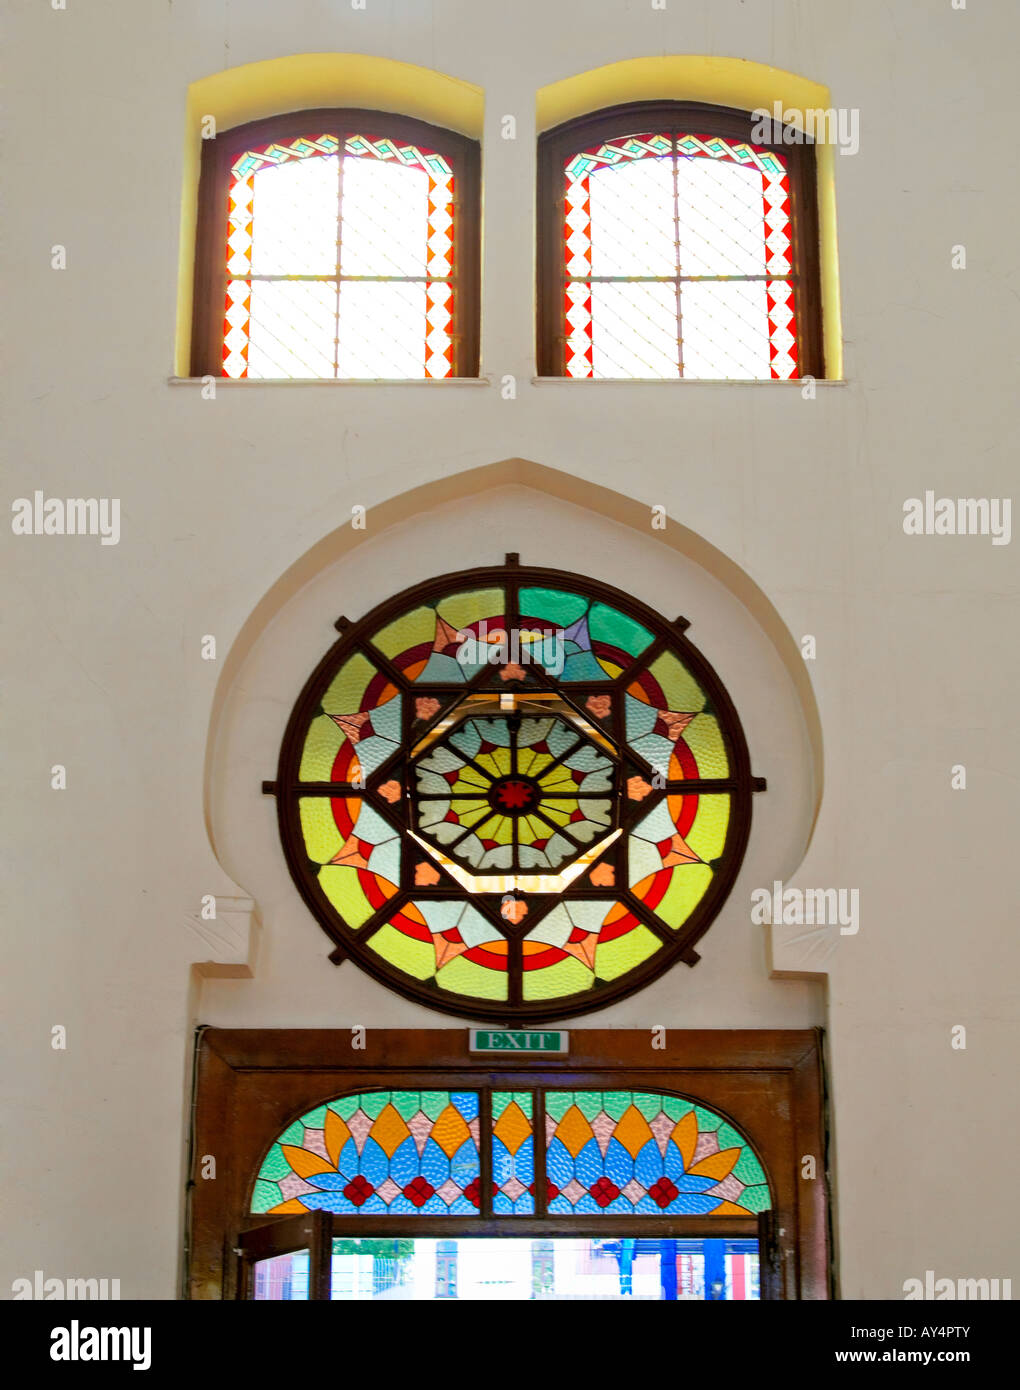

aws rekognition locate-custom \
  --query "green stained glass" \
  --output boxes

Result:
[588,601,653,656]
[299,714,345,780]
[300,797,341,864]
[682,712,730,778]
[437,587,504,631]
[321,652,380,716]
[251,1088,768,1230]
[419,1091,455,1121]
[594,925,660,979]
[738,1184,772,1213]
[686,794,730,860]
[329,1095,363,1121]
[436,954,509,1000]
[645,651,707,712]
[257,1147,296,1182]
[369,923,435,979]
[251,1180,280,1211]
[319,865,386,928]
[522,954,592,1000]
[601,1091,634,1121]
[371,605,437,661]
[519,586,588,627]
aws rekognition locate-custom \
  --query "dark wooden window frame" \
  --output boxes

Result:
[187,1028,829,1300]
[261,556,766,1023]
[191,108,481,378]
[537,100,825,379]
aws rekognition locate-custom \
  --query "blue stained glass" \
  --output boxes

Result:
[561,652,608,682]
[351,734,400,776]
[450,1141,479,1188]
[369,695,402,741]
[634,1140,666,1187]
[450,1092,479,1120]
[492,1092,536,1216]
[253,1088,769,1222]
[625,693,660,740]
[358,1140,391,1188]
[393,1137,428,1185]
[546,1140,574,1188]
[604,1139,636,1187]
[417,653,466,683]
[629,733,674,775]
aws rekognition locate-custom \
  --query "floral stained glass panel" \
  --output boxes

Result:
[252,1091,481,1216]
[544,1091,770,1216]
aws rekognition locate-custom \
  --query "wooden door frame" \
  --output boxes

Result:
[236,1210,332,1300]
[186,1027,829,1299]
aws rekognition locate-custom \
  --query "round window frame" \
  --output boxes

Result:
[267,559,764,1021]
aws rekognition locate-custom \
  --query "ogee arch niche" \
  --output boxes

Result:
[203,469,822,1029]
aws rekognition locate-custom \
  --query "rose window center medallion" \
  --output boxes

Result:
[410,705,619,891]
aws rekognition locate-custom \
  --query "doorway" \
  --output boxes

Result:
[188,1028,827,1299]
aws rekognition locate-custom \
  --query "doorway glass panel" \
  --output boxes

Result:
[328,1237,758,1300]
[252,1249,310,1300]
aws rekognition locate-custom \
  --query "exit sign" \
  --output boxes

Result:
[469,1029,568,1054]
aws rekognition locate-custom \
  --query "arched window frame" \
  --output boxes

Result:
[188,1028,830,1300]
[536,100,824,379]
[191,108,481,378]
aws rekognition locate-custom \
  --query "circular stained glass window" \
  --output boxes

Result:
[268,560,763,1021]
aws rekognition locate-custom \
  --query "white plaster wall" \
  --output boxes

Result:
[3,0,1017,1301]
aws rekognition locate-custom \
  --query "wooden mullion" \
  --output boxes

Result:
[532,1088,548,1218]
[478,1087,494,1219]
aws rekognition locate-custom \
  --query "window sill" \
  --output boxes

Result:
[530,376,847,386]
[168,376,490,387]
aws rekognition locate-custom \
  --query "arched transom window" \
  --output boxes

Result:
[265,559,764,1020]
[252,1087,771,1218]
[538,102,823,380]
[191,110,480,379]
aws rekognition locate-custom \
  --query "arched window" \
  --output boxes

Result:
[264,557,765,1021]
[537,101,823,380]
[252,1087,770,1218]
[191,110,480,378]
